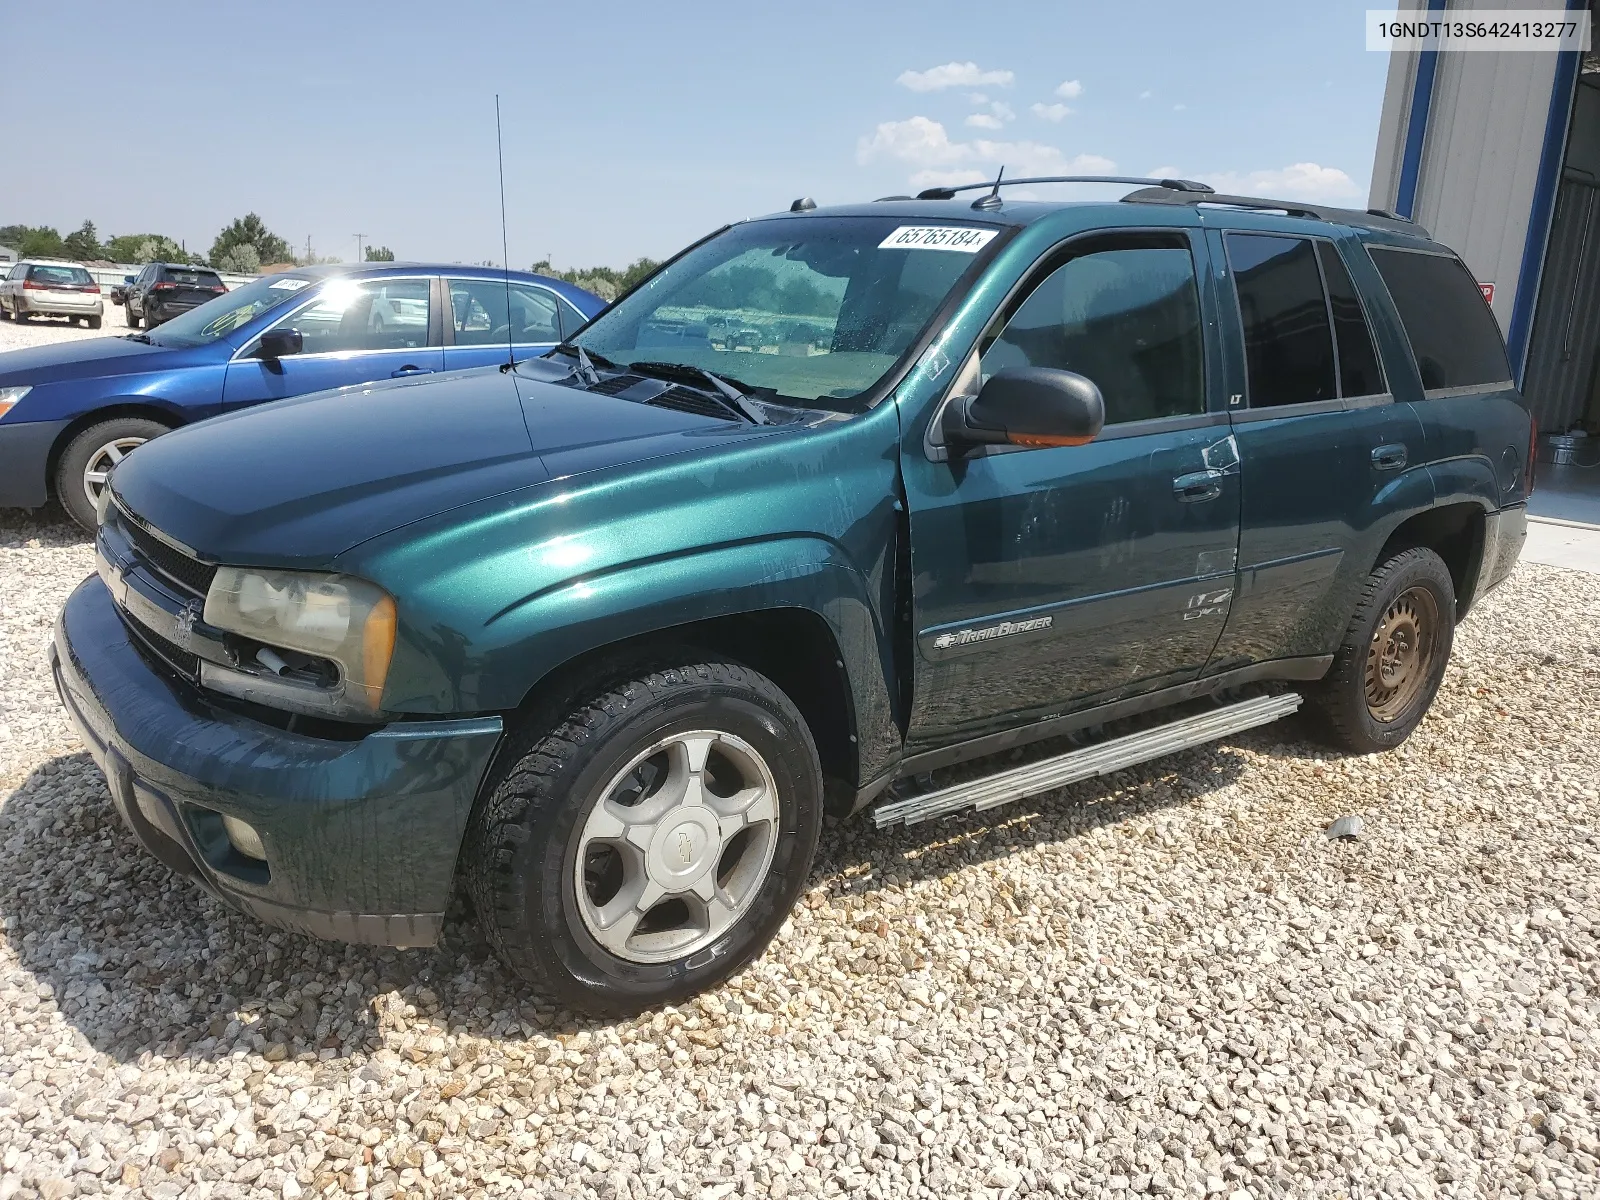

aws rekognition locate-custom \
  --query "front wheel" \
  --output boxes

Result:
[465,659,823,1016]
[55,417,170,530]
[1307,547,1456,754]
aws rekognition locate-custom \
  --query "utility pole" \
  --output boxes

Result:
[305,235,313,264]
[354,233,367,263]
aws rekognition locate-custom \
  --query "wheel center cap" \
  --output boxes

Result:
[646,810,720,888]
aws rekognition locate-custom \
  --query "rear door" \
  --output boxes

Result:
[1205,228,1426,672]
[443,278,570,371]
[903,226,1242,747]
[221,275,443,409]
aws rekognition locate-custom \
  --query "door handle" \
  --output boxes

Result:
[1173,469,1225,503]
[1371,443,1408,471]
[391,366,434,378]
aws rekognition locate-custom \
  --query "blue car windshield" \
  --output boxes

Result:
[148,274,316,347]
[567,216,1002,410]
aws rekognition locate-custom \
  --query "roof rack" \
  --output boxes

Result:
[916,175,1214,207]
[1121,185,1428,236]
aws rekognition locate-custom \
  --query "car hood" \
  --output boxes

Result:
[0,335,200,384]
[109,365,780,566]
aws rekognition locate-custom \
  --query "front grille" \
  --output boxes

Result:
[645,385,737,421]
[122,612,201,682]
[118,512,217,599]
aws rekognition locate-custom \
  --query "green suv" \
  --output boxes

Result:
[52,177,1533,1015]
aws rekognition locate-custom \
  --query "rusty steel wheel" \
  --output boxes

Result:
[1363,585,1440,722]
[1308,546,1456,754]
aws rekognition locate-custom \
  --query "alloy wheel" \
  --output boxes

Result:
[82,436,147,509]
[574,729,780,964]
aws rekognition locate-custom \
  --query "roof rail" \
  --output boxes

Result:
[1121,185,1429,236]
[916,175,1214,205]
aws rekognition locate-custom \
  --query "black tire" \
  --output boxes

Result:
[465,658,824,1016]
[87,314,102,330]
[1307,547,1456,754]
[54,417,171,531]
[143,308,158,329]
[124,301,138,328]
[13,306,27,323]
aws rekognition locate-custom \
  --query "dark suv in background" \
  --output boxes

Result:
[116,263,228,329]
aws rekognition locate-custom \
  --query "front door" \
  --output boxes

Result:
[902,228,1241,748]
[222,275,443,409]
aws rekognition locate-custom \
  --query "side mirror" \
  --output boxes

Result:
[123,275,134,284]
[943,367,1105,451]
[258,328,303,360]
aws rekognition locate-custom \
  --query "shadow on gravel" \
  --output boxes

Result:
[0,726,1255,1065]
[0,502,89,549]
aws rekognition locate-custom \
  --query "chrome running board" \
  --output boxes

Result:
[872,692,1302,828]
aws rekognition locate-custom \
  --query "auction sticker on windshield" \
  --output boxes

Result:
[268,278,312,291]
[878,226,999,252]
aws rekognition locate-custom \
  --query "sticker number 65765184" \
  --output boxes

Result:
[877,226,999,253]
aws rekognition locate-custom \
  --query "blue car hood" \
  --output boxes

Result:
[0,334,202,384]
[109,365,775,565]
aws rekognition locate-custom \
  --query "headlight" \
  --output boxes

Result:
[201,567,397,720]
[0,385,31,421]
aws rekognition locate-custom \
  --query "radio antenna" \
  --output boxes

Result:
[495,94,515,371]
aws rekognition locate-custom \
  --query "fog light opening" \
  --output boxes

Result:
[221,815,267,862]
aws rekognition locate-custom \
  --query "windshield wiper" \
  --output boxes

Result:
[547,342,616,370]
[625,360,769,425]
[123,333,153,344]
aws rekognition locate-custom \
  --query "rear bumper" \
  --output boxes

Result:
[51,575,504,948]
[0,418,69,508]
[17,293,102,317]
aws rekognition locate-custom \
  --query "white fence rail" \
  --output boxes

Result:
[84,265,261,292]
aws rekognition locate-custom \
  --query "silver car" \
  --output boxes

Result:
[0,260,104,328]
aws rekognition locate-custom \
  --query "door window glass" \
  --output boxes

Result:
[1227,234,1336,408]
[264,277,432,354]
[1368,247,1512,389]
[558,297,590,339]
[1317,242,1385,398]
[449,280,563,345]
[979,242,1204,423]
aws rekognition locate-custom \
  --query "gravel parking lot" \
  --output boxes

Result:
[0,306,128,355]
[1,315,1598,1199]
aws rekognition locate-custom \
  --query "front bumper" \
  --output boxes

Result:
[0,418,70,508]
[51,575,503,947]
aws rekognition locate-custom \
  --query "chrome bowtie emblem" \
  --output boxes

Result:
[172,601,201,649]
[676,831,694,865]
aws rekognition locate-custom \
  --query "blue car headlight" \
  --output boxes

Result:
[0,385,31,421]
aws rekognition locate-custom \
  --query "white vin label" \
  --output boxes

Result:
[878,225,999,253]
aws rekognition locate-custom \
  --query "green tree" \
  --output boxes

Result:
[209,213,291,270]
[61,220,103,261]
[104,234,194,265]
[0,225,66,258]
[529,256,660,302]
[364,245,395,262]
[213,243,262,274]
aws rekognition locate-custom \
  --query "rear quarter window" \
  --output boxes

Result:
[166,269,222,286]
[1368,247,1511,390]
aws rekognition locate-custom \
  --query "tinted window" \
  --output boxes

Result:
[28,265,92,286]
[1228,234,1336,408]
[1368,247,1511,389]
[264,277,432,353]
[449,280,562,345]
[1317,242,1385,397]
[981,242,1204,423]
[165,268,222,287]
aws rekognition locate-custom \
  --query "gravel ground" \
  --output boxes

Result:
[1,503,1598,1200]
[0,305,125,354]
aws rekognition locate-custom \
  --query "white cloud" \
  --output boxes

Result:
[966,113,1005,130]
[1055,79,1084,99]
[1151,162,1363,204]
[989,101,1015,122]
[1138,90,1152,100]
[858,116,1115,187]
[1205,162,1363,203]
[897,62,1014,92]
[967,92,989,105]
[1032,102,1073,122]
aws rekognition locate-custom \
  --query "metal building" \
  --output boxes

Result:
[1371,0,1599,441]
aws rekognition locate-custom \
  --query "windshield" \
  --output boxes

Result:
[149,273,314,346]
[567,216,1001,410]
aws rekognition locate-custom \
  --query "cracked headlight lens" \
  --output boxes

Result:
[202,567,397,719]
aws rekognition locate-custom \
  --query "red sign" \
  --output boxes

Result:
[1479,282,1495,304]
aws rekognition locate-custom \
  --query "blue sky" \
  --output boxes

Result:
[4,0,1391,269]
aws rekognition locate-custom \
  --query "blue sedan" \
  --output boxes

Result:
[0,262,606,528]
